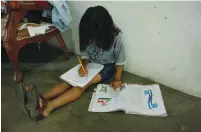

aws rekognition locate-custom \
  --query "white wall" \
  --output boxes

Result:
[68,1,201,98]
[48,28,74,52]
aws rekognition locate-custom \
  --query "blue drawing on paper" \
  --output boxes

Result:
[144,89,158,109]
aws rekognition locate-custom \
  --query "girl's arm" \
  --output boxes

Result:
[78,59,89,77]
[82,59,89,68]
[79,50,89,76]
[114,65,123,81]
[110,65,124,90]
[111,34,126,89]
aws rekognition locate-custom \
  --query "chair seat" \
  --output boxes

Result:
[17,22,57,41]
[1,14,57,41]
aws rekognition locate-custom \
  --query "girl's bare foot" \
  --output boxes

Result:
[39,98,53,117]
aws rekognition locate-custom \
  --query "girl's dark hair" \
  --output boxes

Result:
[79,6,121,52]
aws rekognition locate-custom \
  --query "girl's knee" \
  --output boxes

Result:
[61,82,71,87]
[74,87,86,94]
[71,87,85,100]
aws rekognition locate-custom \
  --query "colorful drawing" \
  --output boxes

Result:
[144,89,158,109]
[120,84,126,91]
[97,98,112,106]
[99,85,107,93]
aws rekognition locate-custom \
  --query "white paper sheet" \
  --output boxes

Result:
[125,84,167,116]
[27,24,52,37]
[60,63,104,88]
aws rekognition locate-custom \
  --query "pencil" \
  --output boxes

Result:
[78,56,86,73]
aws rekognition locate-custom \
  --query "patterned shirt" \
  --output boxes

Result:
[80,33,126,65]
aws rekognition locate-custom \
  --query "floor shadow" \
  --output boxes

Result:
[1,43,63,63]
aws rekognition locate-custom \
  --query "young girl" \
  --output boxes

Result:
[21,6,126,121]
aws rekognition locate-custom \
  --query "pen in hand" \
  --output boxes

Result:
[78,56,88,77]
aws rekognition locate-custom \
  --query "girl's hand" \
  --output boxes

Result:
[78,67,88,77]
[110,80,122,90]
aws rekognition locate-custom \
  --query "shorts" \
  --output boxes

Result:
[99,63,115,82]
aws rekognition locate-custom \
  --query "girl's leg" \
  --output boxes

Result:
[42,82,72,100]
[41,74,101,117]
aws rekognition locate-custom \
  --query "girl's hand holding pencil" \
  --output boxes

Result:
[78,56,88,77]
[78,67,88,77]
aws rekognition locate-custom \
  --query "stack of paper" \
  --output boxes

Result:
[88,83,167,117]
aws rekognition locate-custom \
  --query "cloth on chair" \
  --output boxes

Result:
[1,0,8,39]
[48,0,72,32]
[19,23,53,37]
[17,22,55,40]
[1,15,8,39]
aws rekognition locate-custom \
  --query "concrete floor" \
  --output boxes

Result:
[1,55,201,132]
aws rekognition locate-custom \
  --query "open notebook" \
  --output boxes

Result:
[60,63,104,87]
[88,83,167,117]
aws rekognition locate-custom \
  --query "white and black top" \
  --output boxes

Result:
[81,33,126,65]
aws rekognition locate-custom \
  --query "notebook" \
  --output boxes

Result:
[60,63,104,87]
[88,83,167,117]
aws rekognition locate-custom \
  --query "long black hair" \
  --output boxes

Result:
[79,6,121,52]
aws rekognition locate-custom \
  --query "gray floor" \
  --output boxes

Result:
[2,55,201,132]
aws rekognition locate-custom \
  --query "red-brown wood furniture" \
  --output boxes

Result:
[2,1,69,83]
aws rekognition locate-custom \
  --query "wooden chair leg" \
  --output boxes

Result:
[56,34,70,60]
[5,44,22,83]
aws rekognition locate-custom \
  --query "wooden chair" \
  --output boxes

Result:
[2,1,70,83]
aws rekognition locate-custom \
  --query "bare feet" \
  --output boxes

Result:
[25,85,55,118]
[39,98,53,118]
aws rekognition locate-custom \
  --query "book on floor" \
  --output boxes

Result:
[88,83,167,117]
[60,63,104,87]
